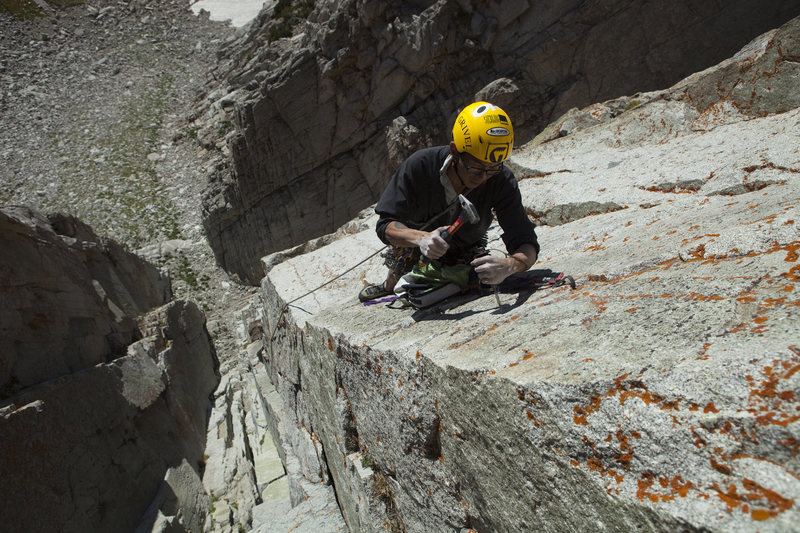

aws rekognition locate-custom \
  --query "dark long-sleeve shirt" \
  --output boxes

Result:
[375,146,539,256]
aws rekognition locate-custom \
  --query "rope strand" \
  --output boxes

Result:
[265,182,474,342]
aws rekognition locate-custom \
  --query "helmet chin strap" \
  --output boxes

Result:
[452,156,470,193]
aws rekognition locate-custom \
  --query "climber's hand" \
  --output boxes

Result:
[419,226,450,260]
[471,254,517,285]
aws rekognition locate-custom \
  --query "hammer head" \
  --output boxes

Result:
[458,194,480,224]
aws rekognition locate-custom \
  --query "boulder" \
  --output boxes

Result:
[256,20,800,532]
[200,0,800,284]
[0,207,220,533]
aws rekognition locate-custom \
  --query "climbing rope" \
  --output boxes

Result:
[263,190,470,343]
[265,244,386,343]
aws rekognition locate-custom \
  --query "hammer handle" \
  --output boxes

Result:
[445,217,464,237]
[420,218,461,265]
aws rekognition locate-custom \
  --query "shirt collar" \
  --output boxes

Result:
[439,154,458,204]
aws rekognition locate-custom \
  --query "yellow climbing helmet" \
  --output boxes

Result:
[452,101,514,164]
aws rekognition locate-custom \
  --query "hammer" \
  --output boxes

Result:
[420,194,479,265]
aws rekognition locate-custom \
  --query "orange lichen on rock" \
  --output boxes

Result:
[687,244,706,259]
[573,374,681,426]
[526,410,543,427]
[698,342,713,360]
[776,241,800,282]
[637,473,663,503]
[688,292,725,301]
[712,479,795,521]
[669,476,694,498]
[619,386,662,407]
[745,355,800,427]
[580,448,625,485]
[613,429,635,469]
[584,233,612,253]
[637,472,695,503]
[710,454,732,475]
[777,436,799,457]
[573,410,589,426]
[589,294,609,312]
[480,315,521,335]
[567,368,793,514]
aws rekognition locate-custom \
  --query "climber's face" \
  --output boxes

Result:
[457,152,503,188]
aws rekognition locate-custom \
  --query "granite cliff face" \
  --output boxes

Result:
[0,207,219,532]
[201,0,800,284]
[251,18,800,532]
[3,2,799,532]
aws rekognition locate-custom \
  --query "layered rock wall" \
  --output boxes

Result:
[255,19,800,532]
[0,207,171,394]
[0,207,219,533]
[202,0,800,284]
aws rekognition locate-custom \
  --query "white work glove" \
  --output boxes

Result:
[419,226,450,260]
[470,254,517,285]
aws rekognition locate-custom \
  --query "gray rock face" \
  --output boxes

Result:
[201,0,800,284]
[0,207,171,395]
[256,19,800,532]
[0,207,219,533]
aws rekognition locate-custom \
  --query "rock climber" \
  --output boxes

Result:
[359,101,539,302]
